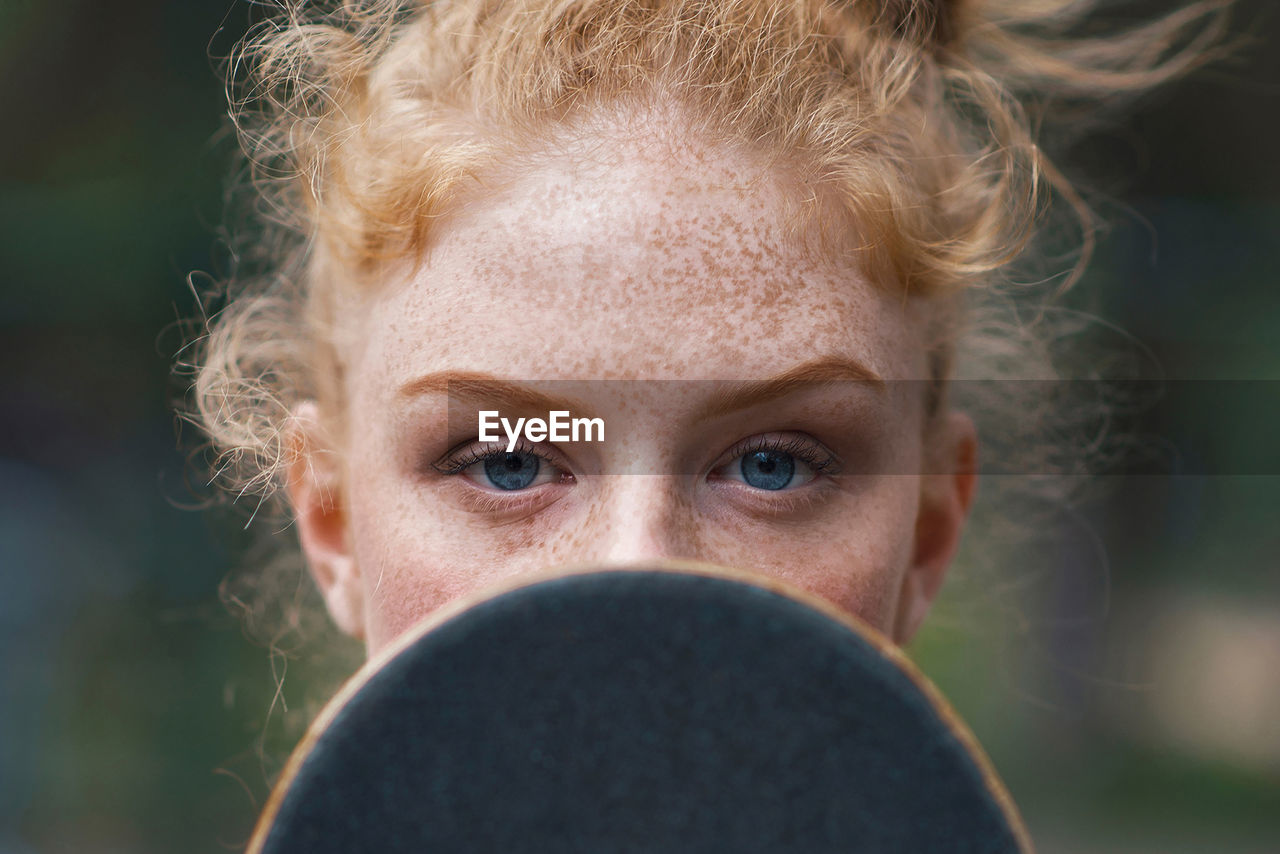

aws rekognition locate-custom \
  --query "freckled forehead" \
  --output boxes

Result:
[352,128,926,388]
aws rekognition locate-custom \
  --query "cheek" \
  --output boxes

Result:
[345,465,589,651]
[695,479,920,633]
[346,506,520,651]
[342,447,461,649]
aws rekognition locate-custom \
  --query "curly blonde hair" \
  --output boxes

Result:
[180,0,1232,644]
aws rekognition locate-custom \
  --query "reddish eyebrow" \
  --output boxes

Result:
[692,356,884,420]
[397,372,594,414]
[398,357,882,420]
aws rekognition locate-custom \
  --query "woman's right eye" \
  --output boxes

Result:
[433,443,569,492]
[466,451,556,491]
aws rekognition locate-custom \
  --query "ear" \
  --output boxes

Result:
[285,401,365,640]
[892,410,978,645]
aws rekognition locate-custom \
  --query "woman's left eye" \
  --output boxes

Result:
[714,438,833,491]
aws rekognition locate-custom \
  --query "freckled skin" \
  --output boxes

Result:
[306,113,967,655]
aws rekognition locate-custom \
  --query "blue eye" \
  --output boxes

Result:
[481,452,541,490]
[739,450,797,490]
[715,436,833,492]
[433,441,566,492]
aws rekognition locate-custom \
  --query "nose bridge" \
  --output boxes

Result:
[590,474,696,566]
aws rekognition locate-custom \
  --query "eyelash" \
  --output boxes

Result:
[431,437,553,477]
[713,434,841,478]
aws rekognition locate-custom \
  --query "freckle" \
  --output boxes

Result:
[496,516,540,556]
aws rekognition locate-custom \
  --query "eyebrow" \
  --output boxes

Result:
[692,356,884,420]
[397,372,594,414]
[397,356,882,420]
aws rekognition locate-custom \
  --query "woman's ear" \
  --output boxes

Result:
[892,410,978,645]
[285,401,365,640]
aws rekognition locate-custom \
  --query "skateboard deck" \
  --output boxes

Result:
[249,562,1032,853]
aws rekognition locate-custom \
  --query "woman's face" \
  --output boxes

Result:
[290,120,977,655]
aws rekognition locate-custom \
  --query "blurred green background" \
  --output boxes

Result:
[1,1,1276,852]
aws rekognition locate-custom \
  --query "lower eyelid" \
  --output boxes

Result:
[444,478,564,516]
[711,476,836,514]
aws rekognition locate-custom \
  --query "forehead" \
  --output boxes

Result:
[346,122,928,388]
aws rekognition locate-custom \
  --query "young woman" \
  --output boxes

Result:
[188,0,1230,655]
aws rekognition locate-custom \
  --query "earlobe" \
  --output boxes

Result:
[285,401,365,640]
[893,410,978,645]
